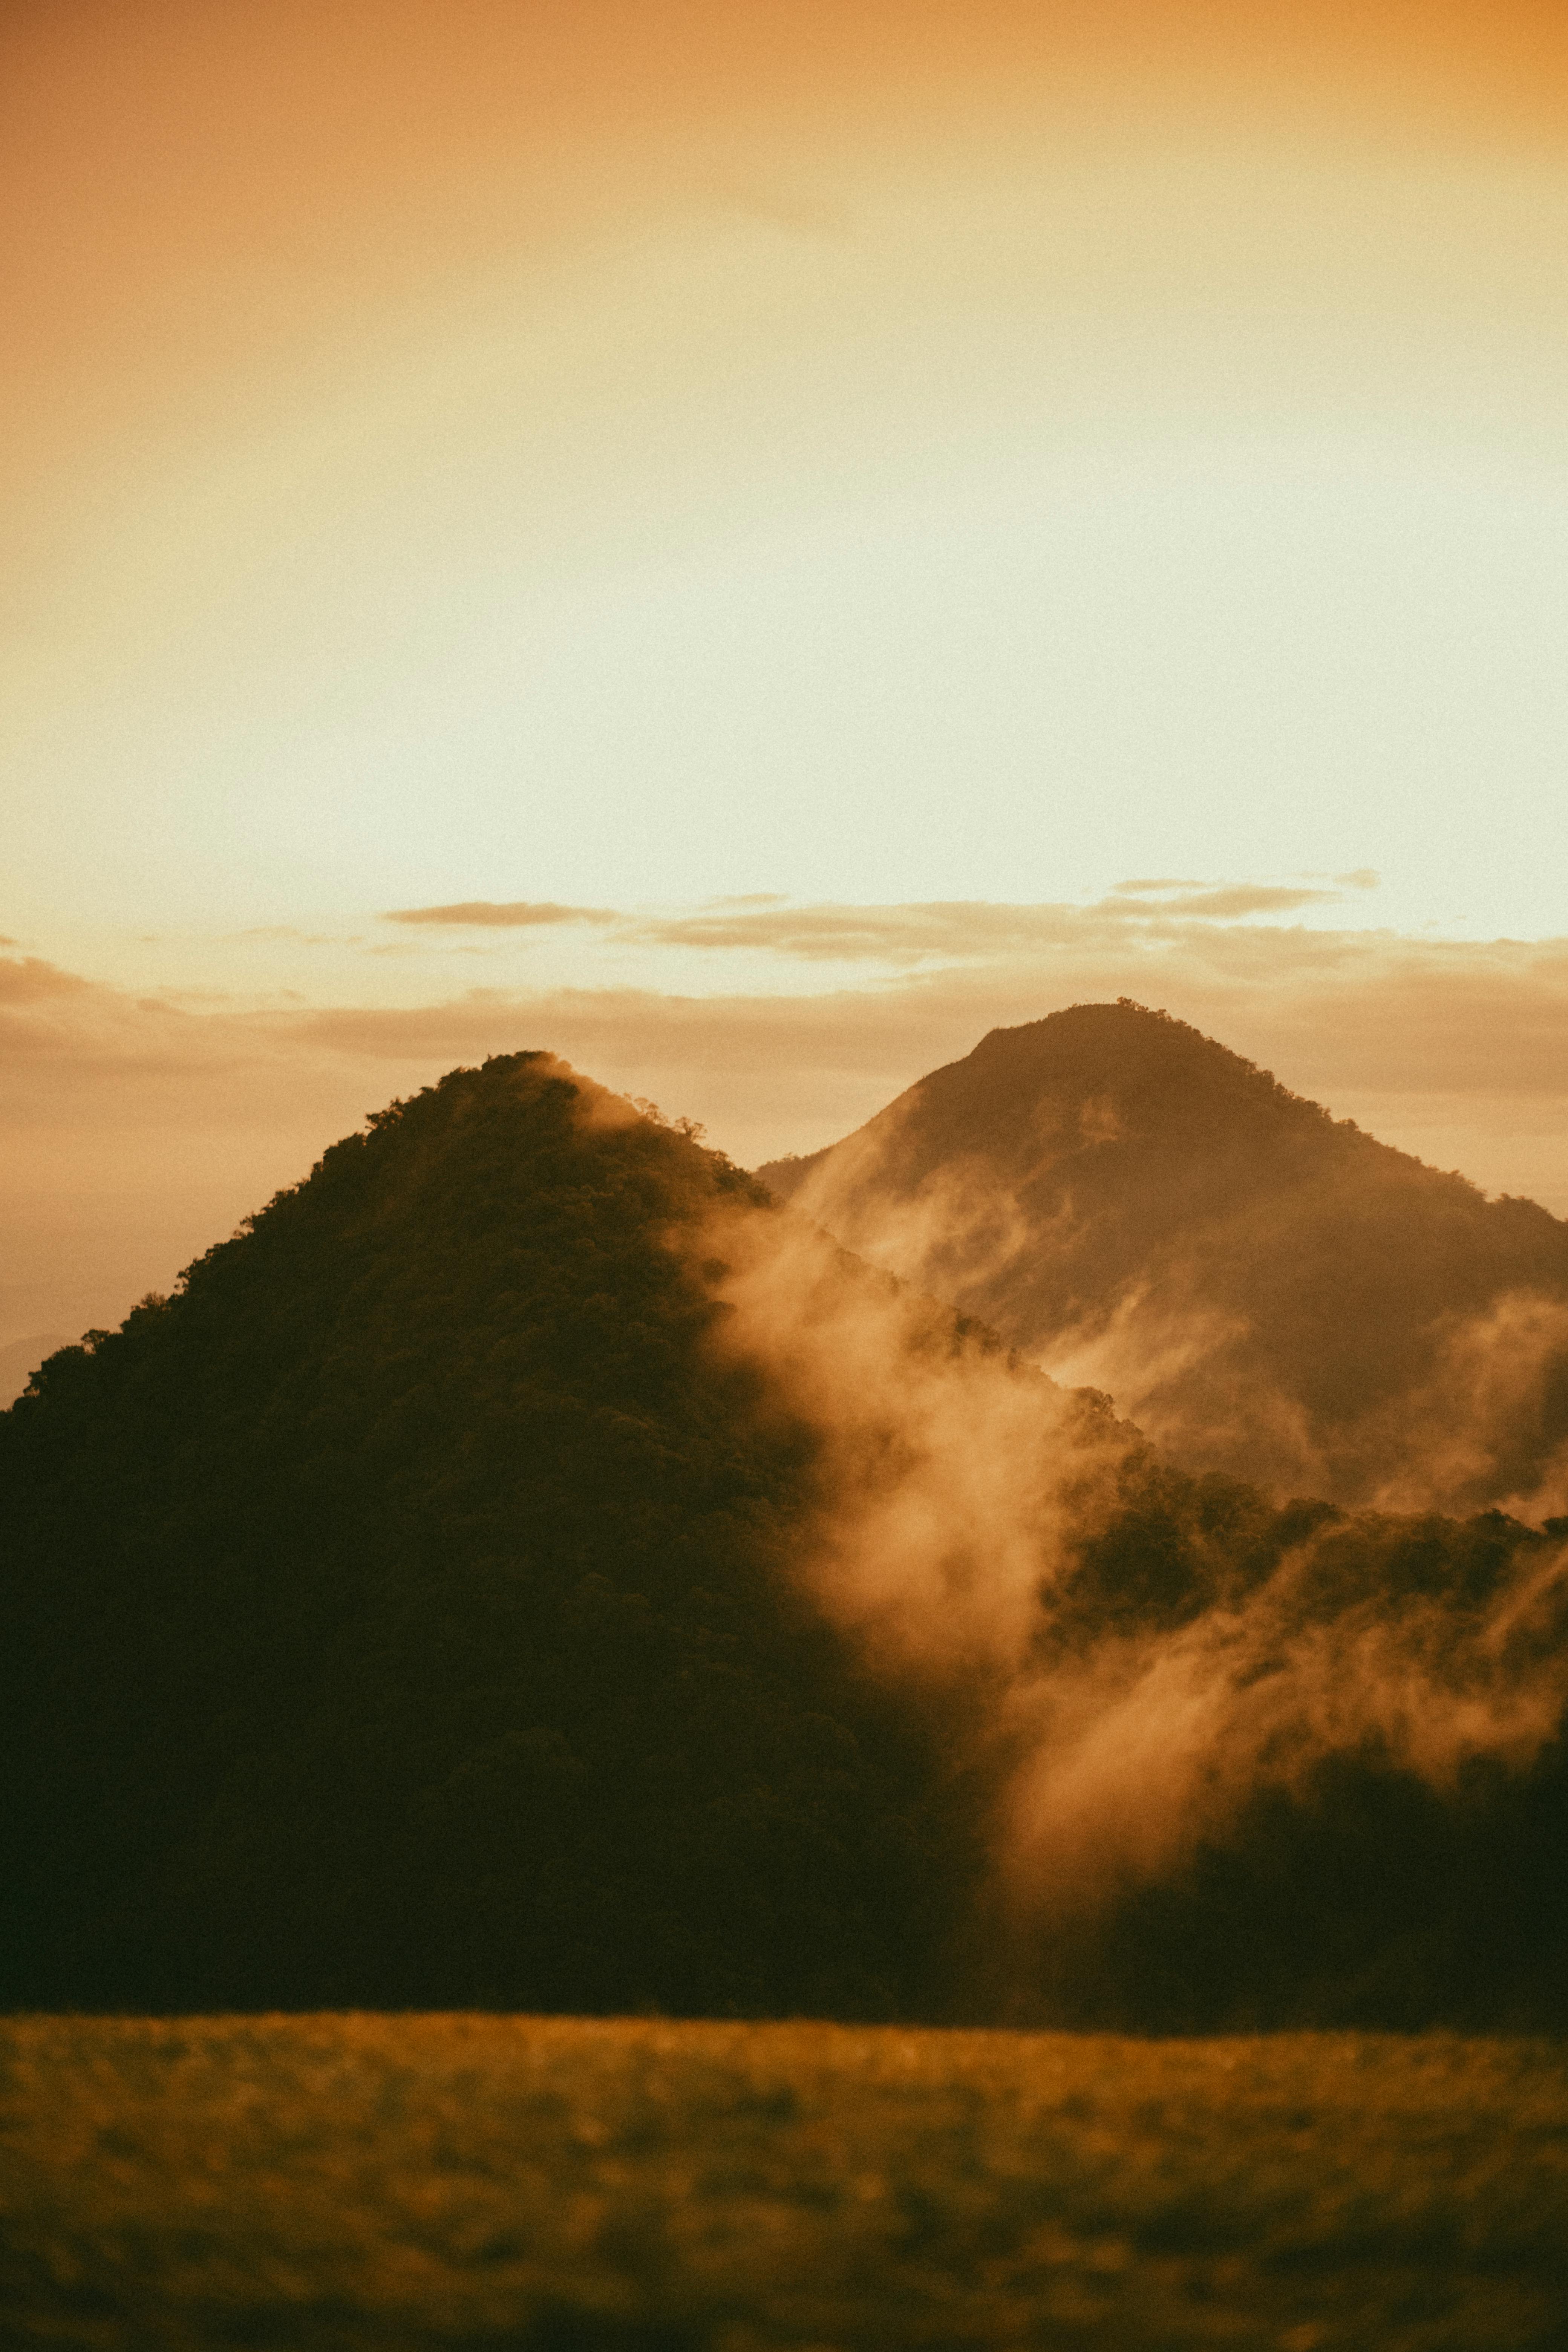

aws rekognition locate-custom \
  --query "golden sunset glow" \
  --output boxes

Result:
[5,1,1568,1336]
[17,29,1568,2288]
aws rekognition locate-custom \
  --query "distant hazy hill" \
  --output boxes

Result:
[5,1049,1566,2029]
[759,1001,1568,1514]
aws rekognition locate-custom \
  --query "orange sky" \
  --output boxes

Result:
[5,1,1568,1346]
[10,0,1568,571]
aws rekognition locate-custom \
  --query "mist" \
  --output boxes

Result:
[696,1177,1568,2010]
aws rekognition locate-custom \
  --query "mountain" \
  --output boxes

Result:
[0,1334,69,1410]
[758,1000,1568,1516]
[0,1056,984,2018]
[5,1048,1567,2030]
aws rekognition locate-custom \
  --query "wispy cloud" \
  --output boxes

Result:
[383,901,621,929]
[629,903,1094,961]
[1105,881,1342,919]
[381,880,1373,964]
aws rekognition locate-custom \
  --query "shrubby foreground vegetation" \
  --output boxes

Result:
[3,1048,1567,2027]
[3,2014,1565,2350]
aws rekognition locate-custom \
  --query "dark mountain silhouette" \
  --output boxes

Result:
[0,1334,69,1410]
[0,1057,985,2018]
[758,1000,1568,1516]
[4,1049,1566,2029]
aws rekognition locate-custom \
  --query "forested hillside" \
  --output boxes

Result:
[759,1001,1568,1515]
[5,1050,1567,2029]
[0,1057,984,2017]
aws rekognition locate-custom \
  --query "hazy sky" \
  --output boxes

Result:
[5,1,1568,1341]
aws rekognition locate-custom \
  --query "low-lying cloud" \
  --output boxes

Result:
[693,1187,1568,1957]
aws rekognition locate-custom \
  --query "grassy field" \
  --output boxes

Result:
[1,2016,1565,2350]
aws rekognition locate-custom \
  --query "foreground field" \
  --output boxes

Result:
[1,2017,1565,2349]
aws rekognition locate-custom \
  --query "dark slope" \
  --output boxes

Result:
[4,1049,1567,2029]
[758,1001,1568,1513]
[0,1334,68,1410]
[0,1055,982,2017]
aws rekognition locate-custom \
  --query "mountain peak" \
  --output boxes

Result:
[1,1052,968,2017]
[759,1004,1568,1514]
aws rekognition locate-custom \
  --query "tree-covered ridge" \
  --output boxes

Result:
[0,1055,983,2017]
[3,1050,1566,2029]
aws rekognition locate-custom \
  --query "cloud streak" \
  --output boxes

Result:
[1104,882,1344,919]
[380,881,1374,962]
[383,902,621,929]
